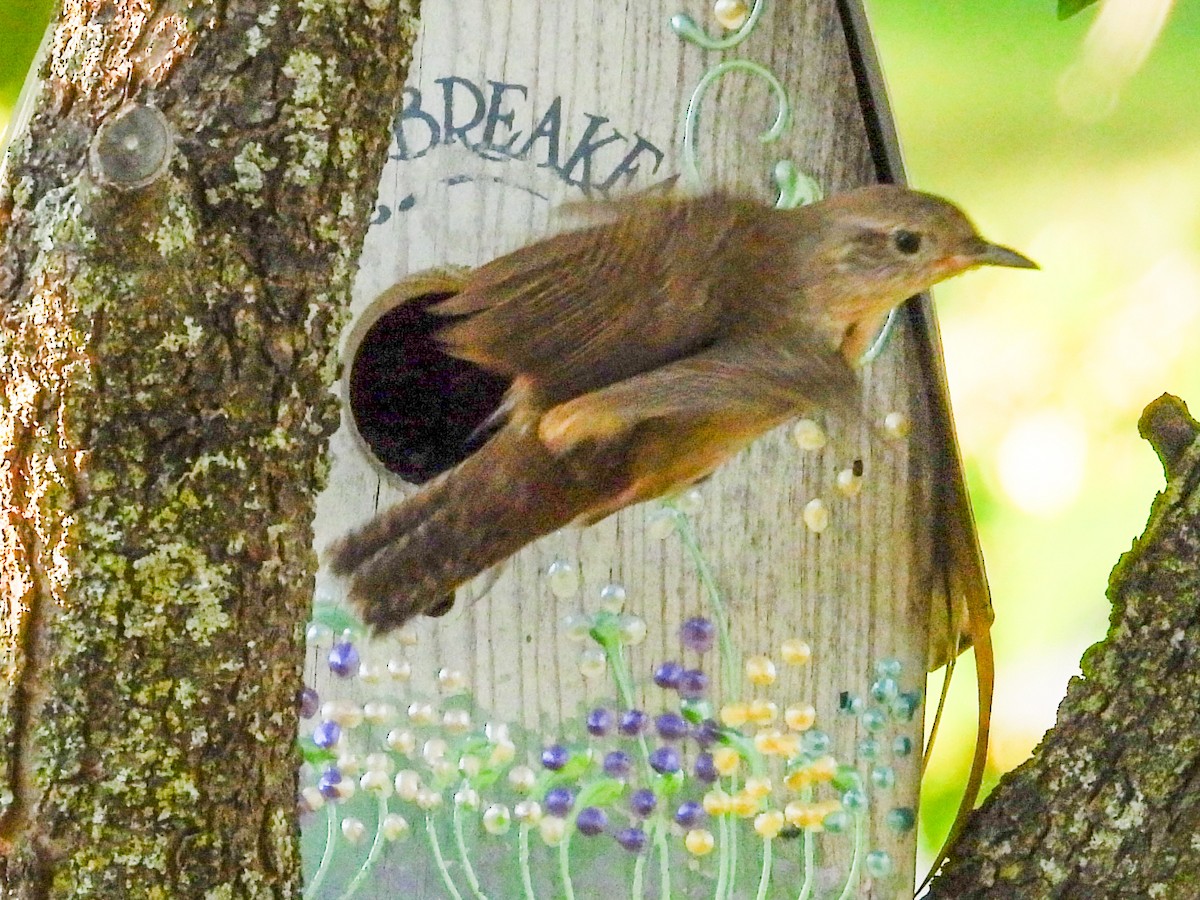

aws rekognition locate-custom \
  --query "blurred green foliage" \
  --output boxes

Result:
[1059,0,1102,18]
[0,0,53,114]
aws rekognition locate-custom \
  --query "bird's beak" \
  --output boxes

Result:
[973,240,1039,270]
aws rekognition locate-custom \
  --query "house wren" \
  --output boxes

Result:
[328,185,1035,654]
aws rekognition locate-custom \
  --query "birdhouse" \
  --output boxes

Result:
[301,1,988,896]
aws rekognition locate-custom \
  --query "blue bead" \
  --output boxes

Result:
[655,712,689,740]
[653,661,684,689]
[328,641,360,678]
[544,787,574,816]
[576,806,607,836]
[892,736,914,757]
[318,767,342,798]
[856,738,880,761]
[861,709,887,733]
[865,850,893,878]
[838,692,864,715]
[603,750,633,779]
[694,751,718,783]
[801,730,831,755]
[678,669,708,699]
[312,720,340,749]
[299,687,320,719]
[649,745,681,774]
[618,709,648,736]
[616,827,648,852]
[870,678,899,703]
[541,744,570,771]
[874,658,902,679]
[823,809,851,834]
[674,800,705,828]
[870,766,896,790]
[842,788,868,811]
[680,617,716,652]
[586,708,614,736]
[630,788,657,817]
[890,692,921,722]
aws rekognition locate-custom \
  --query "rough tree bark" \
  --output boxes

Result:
[929,393,1200,900]
[0,1,419,895]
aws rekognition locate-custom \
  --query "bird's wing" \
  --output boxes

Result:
[432,195,770,401]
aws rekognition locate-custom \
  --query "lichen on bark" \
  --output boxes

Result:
[0,0,420,895]
[929,394,1200,900]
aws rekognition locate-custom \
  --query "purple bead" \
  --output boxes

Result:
[653,661,684,690]
[615,827,648,853]
[618,709,648,736]
[629,788,657,817]
[586,708,614,736]
[328,640,360,678]
[312,720,341,749]
[299,687,320,719]
[694,751,718,783]
[649,745,681,774]
[544,787,574,817]
[603,750,633,779]
[678,669,708,699]
[675,800,706,829]
[693,719,721,747]
[680,617,716,653]
[541,744,570,771]
[654,712,689,741]
[318,767,342,799]
[576,806,608,836]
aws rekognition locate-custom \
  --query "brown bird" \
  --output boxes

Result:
[328,185,1035,645]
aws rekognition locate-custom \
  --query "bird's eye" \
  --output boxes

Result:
[892,229,922,255]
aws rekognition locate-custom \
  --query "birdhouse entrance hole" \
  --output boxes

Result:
[344,273,509,484]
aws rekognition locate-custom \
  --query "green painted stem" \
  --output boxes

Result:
[427,814,466,900]
[336,796,390,900]
[303,802,339,900]
[453,800,489,900]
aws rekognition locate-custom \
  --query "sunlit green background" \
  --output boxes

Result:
[3,0,1195,867]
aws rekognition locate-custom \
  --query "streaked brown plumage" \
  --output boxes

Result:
[327,185,1035,662]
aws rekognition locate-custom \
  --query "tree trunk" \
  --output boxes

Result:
[929,394,1200,899]
[0,1,420,895]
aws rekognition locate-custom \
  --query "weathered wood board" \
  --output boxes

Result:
[306,2,936,895]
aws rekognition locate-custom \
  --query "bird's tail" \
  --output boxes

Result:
[326,426,617,632]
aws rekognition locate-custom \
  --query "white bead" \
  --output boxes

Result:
[459,755,482,778]
[578,648,607,679]
[883,411,911,439]
[335,753,361,777]
[407,702,435,726]
[714,0,750,30]
[676,487,704,515]
[455,787,481,809]
[546,560,579,598]
[381,813,410,841]
[442,709,471,735]
[483,804,512,835]
[386,729,416,755]
[305,622,332,643]
[647,509,676,540]
[508,765,537,793]
[598,583,627,613]
[514,800,542,825]
[562,613,593,643]
[395,769,421,800]
[321,700,363,729]
[489,740,516,766]
[359,770,393,797]
[539,816,567,846]
[803,498,830,532]
[358,660,385,683]
[416,788,443,810]
[365,752,394,775]
[397,627,419,647]
[300,785,325,811]
[333,778,356,801]
[484,721,510,744]
[836,467,863,497]
[363,701,397,725]
[437,667,468,694]
[422,738,448,763]
[341,817,367,843]
[617,614,647,645]
[387,658,412,681]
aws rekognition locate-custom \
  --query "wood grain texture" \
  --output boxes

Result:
[311,1,934,893]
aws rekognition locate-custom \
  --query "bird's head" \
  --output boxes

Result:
[800,184,1037,321]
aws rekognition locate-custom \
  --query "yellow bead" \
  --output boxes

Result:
[748,699,778,725]
[792,418,827,451]
[745,655,777,686]
[685,828,716,855]
[784,801,823,829]
[730,792,760,817]
[720,702,750,727]
[713,0,750,31]
[785,704,817,731]
[803,498,830,532]
[836,467,863,497]
[754,730,800,757]
[784,769,812,791]
[781,639,812,665]
[712,747,741,776]
[755,810,785,840]
[703,789,732,815]
[744,776,772,799]
[809,755,838,782]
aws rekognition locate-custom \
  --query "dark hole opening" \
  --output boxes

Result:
[347,289,509,484]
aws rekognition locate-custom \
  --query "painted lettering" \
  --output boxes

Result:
[480,80,529,157]
[436,76,487,147]
[391,86,441,160]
